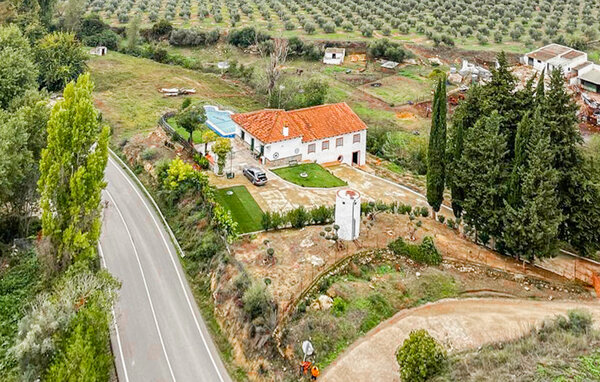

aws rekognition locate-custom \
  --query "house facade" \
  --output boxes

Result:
[523,44,588,76]
[231,103,367,167]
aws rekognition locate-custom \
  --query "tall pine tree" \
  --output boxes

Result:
[38,73,110,268]
[427,77,447,213]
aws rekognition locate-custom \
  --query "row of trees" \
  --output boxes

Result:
[2,2,117,378]
[427,53,600,261]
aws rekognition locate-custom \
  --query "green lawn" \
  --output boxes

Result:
[272,163,347,188]
[166,117,205,144]
[214,186,263,233]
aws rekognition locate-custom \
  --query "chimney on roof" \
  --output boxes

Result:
[282,125,289,137]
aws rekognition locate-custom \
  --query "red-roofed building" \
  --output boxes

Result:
[231,103,368,167]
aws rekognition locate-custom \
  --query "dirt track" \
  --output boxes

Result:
[321,298,600,382]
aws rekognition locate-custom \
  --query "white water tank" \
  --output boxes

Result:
[334,189,361,241]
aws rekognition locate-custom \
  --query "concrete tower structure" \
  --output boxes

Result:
[334,189,361,241]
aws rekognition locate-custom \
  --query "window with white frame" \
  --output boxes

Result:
[336,137,343,147]
[308,143,316,153]
[322,140,329,150]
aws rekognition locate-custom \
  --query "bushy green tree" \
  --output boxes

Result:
[212,138,232,175]
[0,25,38,109]
[38,73,109,268]
[396,329,446,382]
[0,91,50,238]
[35,32,87,91]
[176,103,206,144]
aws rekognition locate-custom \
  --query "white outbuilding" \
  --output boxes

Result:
[323,48,346,65]
[334,189,361,241]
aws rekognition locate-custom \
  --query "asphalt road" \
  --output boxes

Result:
[99,155,231,382]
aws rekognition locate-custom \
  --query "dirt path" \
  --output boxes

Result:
[321,298,600,382]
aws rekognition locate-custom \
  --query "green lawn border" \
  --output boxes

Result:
[271,163,347,188]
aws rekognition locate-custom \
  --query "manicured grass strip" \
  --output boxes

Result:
[272,163,347,188]
[214,186,263,233]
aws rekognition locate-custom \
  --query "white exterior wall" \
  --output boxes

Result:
[335,190,361,241]
[302,130,367,166]
[236,126,367,166]
[237,127,264,155]
[524,54,588,76]
[524,55,547,71]
[264,137,303,161]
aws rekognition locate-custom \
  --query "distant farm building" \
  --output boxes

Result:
[90,46,107,56]
[323,48,346,65]
[523,44,587,76]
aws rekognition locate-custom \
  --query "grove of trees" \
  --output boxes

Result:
[432,53,600,261]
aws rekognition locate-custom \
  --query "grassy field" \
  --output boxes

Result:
[433,310,600,381]
[88,51,262,142]
[272,163,347,188]
[214,186,263,233]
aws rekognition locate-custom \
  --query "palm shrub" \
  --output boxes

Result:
[396,329,446,382]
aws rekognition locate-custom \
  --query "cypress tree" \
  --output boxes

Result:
[427,77,447,213]
[448,85,483,217]
[542,69,583,242]
[507,110,533,207]
[454,111,508,244]
[503,125,561,261]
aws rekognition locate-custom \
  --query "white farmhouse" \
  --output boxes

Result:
[231,103,367,167]
[523,44,588,76]
[323,48,345,65]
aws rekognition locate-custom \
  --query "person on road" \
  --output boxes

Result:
[311,365,320,380]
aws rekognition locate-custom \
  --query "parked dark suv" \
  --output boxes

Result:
[243,167,268,186]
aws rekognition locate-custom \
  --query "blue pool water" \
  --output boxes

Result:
[204,105,237,138]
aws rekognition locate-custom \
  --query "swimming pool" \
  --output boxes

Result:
[204,105,237,138]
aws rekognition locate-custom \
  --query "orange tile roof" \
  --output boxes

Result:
[231,103,367,144]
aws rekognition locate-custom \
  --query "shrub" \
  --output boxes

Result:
[419,236,442,265]
[332,297,348,317]
[396,329,446,382]
[419,206,429,217]
[141,147,158,161]
[242,282,272,320]
[437,215,445,224]
[310,205,334,225]
[194,154,210,169]
[388,236,442,265]
[189,231,223,261]
[228,27,270,48]
[261,211,273,231]
[287,206,310,229]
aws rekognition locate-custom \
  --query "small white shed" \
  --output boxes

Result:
[323,48,346,65]
[90,46,107,56]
